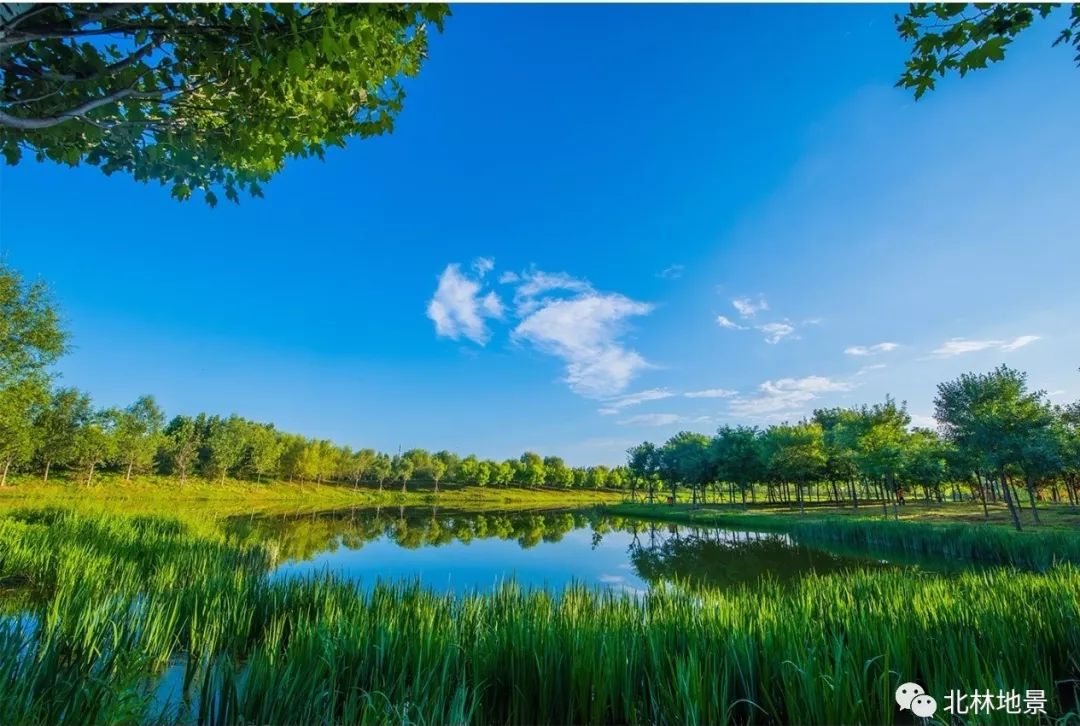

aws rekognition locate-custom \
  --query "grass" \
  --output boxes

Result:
[1,509,1079,724]
[605,502,1080,569]
[0,473,621,524]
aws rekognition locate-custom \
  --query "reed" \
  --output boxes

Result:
[1,509,1078,724]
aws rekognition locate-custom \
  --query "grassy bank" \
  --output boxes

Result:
[0,474,621,522]
[0,509,1077,724]
[605,502,1080,569]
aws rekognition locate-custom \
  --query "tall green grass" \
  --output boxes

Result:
[1,509,1078,724]
[608,502,1080,569]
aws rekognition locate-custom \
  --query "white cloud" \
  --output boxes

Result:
[498,271,519,284]
[909,413,938,430]
[759,322,795,344]
[426,263,504,345]
[732,295,769,318]
[716,315,747,330]
[856,363,887,375]
[844,342,899,356]
[618,413,684,427]
[512,269,594,315]
[728,376,854,418]
[472,257,495,277]
[684,388,737,399]
[1001,334,1041,352]
[512,272,653,398]
[598,388,674,415]
[657,264,685,280]
[931,335,1041,358]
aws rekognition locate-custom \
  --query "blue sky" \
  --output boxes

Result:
[2,5,1078,465]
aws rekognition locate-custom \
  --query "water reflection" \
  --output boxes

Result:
[224,507,902,593]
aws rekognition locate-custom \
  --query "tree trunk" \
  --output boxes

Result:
[797,480,805,516]
[126,458,134,481]
[1025,475,1042,526]
[86,462,95,486]
[999,469,1023,531]
[43,459,51,484]
[0,458,10,487]
[978,476,989,520]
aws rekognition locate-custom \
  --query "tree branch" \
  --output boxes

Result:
[0,86,158,130]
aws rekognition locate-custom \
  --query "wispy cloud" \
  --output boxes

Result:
[1001,334,1041,352]
[728,376,854,419]
[732,295,768,318]
[715,315,747,330]
[856,363,887,375]
[684,388,737,399]
[716,296,806,344]
[426,261,504,345]
[844,342,899,356]
[597,388,674,415]
[512,270,653,398]
[656,264,684,280]
[618,413,684,427]
[930,335,1041,358]
[759,321,795,344]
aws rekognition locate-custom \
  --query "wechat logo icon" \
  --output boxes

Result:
[896,682,938,718]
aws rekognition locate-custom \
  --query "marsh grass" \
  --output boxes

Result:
[1,509,1079,724]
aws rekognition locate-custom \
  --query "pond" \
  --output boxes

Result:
[223,506,968,594]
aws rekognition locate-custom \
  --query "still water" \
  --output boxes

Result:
[222,507,956,594]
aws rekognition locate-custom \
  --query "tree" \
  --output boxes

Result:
[204,415,247,484]
[0,263,66,485]
[371,452,392,491]
[543,456,573,488]
[903,428,950,503]
[762,423,825,516]
[660,432,712,504]
[112,395,165,480]
[854,399,911,520]
[393,454,414,494]
[935,366,1053,531]
[626,441,660,503]
[0,262,66,382]
[517,452,545,487]
[711,426,764,506]
[428,457,447,493]
[1,4,450,204]
[72,407,115,484]
[896,4,1080,99]
[164,415,201,482]
[34,387,91,482]
[347,447,376,489]
[247,422,284,482]
[0,376,47,485]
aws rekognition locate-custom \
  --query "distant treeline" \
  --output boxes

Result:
[5,391,629,491]
[627,368,1080,530]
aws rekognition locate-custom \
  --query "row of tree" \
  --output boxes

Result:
[5,389,634,491]
[627,368,1080,530]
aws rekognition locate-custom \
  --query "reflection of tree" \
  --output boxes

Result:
[222,509,901,589]
[628,528,887,591]
[223,508,620,563]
